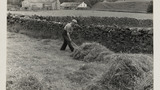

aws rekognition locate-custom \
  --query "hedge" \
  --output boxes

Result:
[30,15,153,27]
[11,14,153,27]
[7,14,153,53]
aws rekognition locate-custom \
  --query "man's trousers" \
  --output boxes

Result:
[60,30,74,52]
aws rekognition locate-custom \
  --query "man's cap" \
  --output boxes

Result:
[72,19,77,23]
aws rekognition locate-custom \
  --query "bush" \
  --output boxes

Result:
[147,1,153,13]
[84,54,153,90]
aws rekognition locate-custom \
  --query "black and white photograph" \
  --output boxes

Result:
[1,0,158,90]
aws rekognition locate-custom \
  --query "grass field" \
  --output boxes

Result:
[7,31,87,90]
[8,10,153,20]
[7,26,153,90]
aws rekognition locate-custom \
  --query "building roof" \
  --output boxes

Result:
[61,2,82,7]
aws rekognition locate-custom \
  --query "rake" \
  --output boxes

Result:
[71,41,80,49]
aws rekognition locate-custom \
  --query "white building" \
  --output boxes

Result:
[60,2,88,10]
[77,2,87,9]
[22,0,60,10]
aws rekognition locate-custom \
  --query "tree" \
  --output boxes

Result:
[7,0,24,6]
[147,1,153,13]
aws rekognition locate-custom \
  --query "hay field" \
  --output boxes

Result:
[7,26,153,90]
[7,31,87,90]
[8,10,153,20]
[7,11,153,89]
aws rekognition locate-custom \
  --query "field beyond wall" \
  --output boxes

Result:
[8,10,153,20]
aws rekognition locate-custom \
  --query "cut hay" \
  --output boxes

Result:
[71,42,99,60]
[66,63,107,85]
[139,71,153,90]
[16,75,44,90]
[66,68,97,85]
[71,42,114,62]
[79,63,108,74]
[84,54,153,90]
[41,39,51,45]
[94,51,114,62]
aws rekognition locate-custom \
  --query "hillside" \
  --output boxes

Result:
[92,1,151,13]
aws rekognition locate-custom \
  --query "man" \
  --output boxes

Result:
[60,19,77,52]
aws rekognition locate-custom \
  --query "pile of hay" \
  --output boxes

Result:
[95,51,115,63]
[71,42,114,62]
[84,54,153,90]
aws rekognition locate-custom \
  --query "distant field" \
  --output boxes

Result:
[8,10,153,20]
[92,1,151,13]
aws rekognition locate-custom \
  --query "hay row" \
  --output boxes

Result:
[83,54,153,90]
[71,42,114,62]
[70,42,153,90]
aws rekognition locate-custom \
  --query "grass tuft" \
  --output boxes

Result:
[16,75,44,90]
